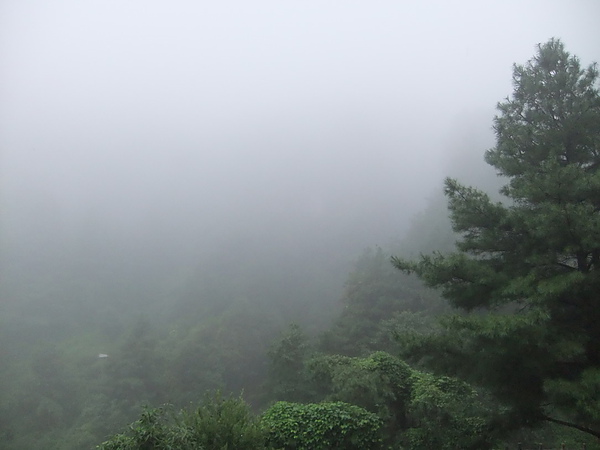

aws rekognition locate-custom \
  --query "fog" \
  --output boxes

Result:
[1,1,599,322]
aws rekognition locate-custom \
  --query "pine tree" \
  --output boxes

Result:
[392,39,600,438]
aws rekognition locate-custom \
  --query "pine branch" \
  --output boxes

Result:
[556,262,578,271]
[542,414,600,439]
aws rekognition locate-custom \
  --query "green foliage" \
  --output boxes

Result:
[177,391,268,450]
[544,367,600,425]
[397,194,458,256]
[392,39,600,438]
[97,407,176,450]
[306,351,411,432]
[267,323,312,402]
[261,401,382,450]
[403,372,497,449]
[319,247,444,357]
[105,317,167,408]
[166,300,283,407]
[304,351,499,448]
[97,392,267,450]
[375,310,442,359]
[7,39,599,449]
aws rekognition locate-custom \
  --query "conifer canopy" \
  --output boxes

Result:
[392,39,600,438]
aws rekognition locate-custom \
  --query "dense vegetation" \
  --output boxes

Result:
[393,38,600,439]
[1,39,599,449]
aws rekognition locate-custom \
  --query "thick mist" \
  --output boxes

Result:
[2,3,600,448]
[1,1,599,325]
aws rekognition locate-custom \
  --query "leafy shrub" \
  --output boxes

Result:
[96,406,178,450]
[261,401,382,450]
[306,351,412,443]
[96,392,267,450]
[402,372,497,450]
[178,391,267,449]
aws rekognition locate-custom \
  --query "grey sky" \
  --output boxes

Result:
[1,1,599,252]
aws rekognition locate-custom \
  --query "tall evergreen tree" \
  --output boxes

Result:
[392,39,600,438]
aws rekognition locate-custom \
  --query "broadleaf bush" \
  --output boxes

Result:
[261,401,382,450]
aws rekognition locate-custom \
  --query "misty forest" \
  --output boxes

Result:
[2,2,600,450]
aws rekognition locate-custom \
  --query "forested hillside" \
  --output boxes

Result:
[3,39,600,450]
[99,38,600,450]
[2,2,599,448]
